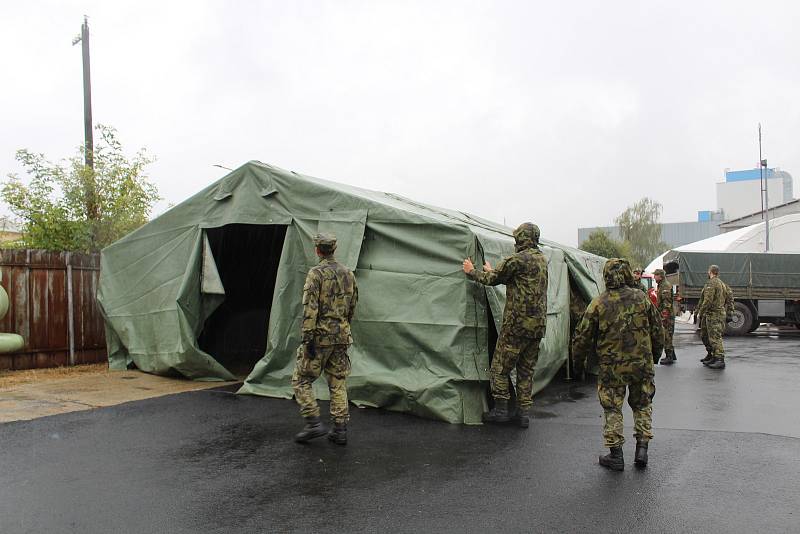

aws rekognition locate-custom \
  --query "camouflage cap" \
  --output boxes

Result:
[313,233,337,247]
[654,268,666,277]
[604,258,632,289]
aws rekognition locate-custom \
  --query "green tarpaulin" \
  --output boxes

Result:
[664,250,800,291]
[98,161,604,424]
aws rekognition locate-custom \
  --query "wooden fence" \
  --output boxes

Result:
[0,250,106,370]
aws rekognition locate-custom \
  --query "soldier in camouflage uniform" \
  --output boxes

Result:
[632,268,647,293]
[697,264,727,370]
[462,222,548,428]
[698,278,735,363]
[292,233,358,445]
[572,259,664,470]
[653,269,677,365]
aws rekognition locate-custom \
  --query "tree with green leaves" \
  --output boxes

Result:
[579,229,631,260]
[615,197,668,267]
[2,125,160,252]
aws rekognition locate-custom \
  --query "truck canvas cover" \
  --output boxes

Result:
[664,250,800,293]
[97,161,605,424]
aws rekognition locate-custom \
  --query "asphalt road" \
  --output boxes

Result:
[1,323,799,533]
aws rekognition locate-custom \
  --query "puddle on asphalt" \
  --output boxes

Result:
[532,410,558,419]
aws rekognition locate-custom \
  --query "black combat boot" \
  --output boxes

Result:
[482,399,510,424]
[659,355,674,365]
[599,446,624,471]
[707,358,726,370]
[511,406,531,429]
[634,441,649,468]
[700,353,713,364]
[294,416,328,443]
[328,422,347,445]
[671,351,677,362]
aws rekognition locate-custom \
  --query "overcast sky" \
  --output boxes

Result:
[2,1,798,246]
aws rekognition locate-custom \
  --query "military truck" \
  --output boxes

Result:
[662,250,800,335]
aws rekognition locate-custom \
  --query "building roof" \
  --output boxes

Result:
[719,198,800,228]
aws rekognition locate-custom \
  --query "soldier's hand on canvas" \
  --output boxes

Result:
[483,261,493,272]
[462,258,475,274]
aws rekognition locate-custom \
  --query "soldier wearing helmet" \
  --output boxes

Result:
[292,232,359,445]
[462,222,548,428]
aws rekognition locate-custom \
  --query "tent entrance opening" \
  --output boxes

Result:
[199,224,287,377]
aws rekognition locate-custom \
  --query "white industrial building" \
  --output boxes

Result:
[716,168,794,220]
[578,167,796,252]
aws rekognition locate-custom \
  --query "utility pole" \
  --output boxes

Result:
[73,16,93,169]
[73,16,98,249]
[759,124,770,252]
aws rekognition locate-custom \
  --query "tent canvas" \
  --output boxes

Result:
[98,161,604,424]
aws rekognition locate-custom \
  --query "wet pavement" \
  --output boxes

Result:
[1,323,799,533]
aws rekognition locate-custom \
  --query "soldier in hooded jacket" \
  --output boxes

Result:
[292,233,358,445]
[572,258,664,470]
[462,222,548,428]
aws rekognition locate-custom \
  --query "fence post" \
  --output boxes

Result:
[66,252,76,366]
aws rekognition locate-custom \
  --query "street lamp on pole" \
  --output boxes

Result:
[759,124,770,252]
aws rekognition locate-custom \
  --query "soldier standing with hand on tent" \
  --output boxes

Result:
[572,259,663,471]
[462,222,548,428]
[292,233,358,445]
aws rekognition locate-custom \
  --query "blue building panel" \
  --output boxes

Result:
[725,168,774,182]
[697,210,712,222]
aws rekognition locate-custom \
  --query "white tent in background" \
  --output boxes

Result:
[646,212,800,272]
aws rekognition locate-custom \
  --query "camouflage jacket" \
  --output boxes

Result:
[302,258,358,346]
[656,279,674,316]
[723,280,734,316]
[572,261,664,387]
[469,246,548,338]
[697,276,726,319]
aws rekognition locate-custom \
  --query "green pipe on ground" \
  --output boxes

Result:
[0,281,24,353]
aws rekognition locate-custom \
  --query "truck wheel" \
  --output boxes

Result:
[726,302,753,336]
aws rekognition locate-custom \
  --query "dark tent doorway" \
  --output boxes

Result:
[199,224,287,377]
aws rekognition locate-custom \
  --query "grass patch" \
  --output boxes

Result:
[0,363,109,389]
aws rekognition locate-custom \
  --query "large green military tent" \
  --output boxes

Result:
[98,161,604,423]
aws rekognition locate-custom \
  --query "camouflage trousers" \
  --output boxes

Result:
[598,380,655,448]
[490,331,541,408]
[291,344,351,424]
[701,315,726,360]
[699,317,710,354]
[662,316,675,357]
